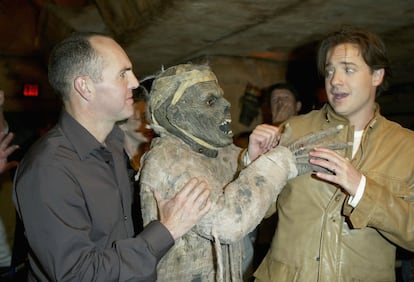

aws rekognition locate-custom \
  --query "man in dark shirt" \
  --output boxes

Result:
[12,32,213,281]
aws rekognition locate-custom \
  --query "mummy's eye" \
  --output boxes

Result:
[206,96,216,106]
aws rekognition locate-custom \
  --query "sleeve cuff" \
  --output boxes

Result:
[140,221,174,259]
[348,175,366,208]
[243,149,251,166]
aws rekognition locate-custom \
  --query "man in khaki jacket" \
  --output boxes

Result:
[255,25,414,281]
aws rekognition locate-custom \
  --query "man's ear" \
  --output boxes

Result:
[296,101,302,113]
[74,76,93,101]
[372,68,385,86]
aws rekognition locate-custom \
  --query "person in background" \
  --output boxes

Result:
[12,32,212,281]
[0,217,11,271]
[254,25,414,281]
[121,89,153,173]
[0,90,9,137]
[0,90,40,172]
[265,82,302,126]
[0,130,19,279]
[118,87,154,235]
[0,89,35,281]
[253,82,302,269]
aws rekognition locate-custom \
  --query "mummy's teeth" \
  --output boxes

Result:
[220,119,231,126]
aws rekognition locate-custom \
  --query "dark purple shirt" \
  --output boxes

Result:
[13,110,173,281]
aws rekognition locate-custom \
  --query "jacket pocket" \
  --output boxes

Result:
[254,256,299,282]
[365,170,411,200]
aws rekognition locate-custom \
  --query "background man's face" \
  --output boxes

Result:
[270,89,300,125]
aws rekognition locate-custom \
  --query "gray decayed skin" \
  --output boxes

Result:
[139,64,347,281]
[139,64,296,281]
[140,134,295,281]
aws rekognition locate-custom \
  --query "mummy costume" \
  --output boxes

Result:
[139,64,345,281]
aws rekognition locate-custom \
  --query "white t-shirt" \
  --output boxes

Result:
[348,130,365,207]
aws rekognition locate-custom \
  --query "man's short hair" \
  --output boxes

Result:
[264,82,301,103]
[48,32,108,99]
[317,25,392,96]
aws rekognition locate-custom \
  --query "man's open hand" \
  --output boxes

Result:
[155,178,212,240]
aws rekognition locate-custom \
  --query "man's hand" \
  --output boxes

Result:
[0,131,19,174]
[247,124,281,161]
[281,124,351,175]
[154,178,212,240]
[309,147,361,196]
[273,100,297,125]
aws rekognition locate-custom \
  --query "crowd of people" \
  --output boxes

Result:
[0,25,412,282]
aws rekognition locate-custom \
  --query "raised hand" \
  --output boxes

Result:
[247,124,281,161]
[0,131,19,174]
[309,147,362,196]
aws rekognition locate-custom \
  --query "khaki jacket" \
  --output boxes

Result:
[255,104,414,282]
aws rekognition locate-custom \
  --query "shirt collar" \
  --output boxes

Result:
[59,110,124,160]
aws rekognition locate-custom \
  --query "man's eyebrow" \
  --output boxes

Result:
[119,67,133,75]
[341,61,357,67]
[325,61,357,68]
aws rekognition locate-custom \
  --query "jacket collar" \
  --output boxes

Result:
[322,103,382,130]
